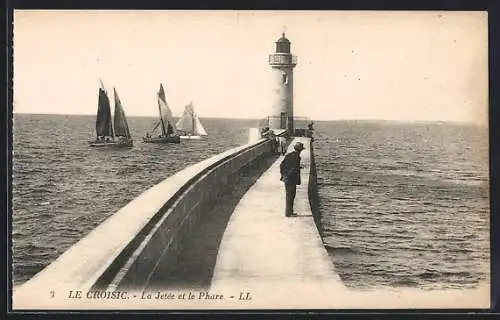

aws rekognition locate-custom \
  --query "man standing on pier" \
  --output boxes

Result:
[280,142,305,217]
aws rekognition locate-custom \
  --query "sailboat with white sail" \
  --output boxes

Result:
[142,84,180,144]
[89,80,133,148]
[175,101,208,140]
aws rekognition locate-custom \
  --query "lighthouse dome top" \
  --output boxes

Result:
[276,33,290,43]
[275,33,291,53]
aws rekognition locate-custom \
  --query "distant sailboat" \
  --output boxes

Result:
[142,84,180,144]
[175,102,208,140]
[89,80,133,148]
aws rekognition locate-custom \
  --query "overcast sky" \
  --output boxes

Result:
[13,10,487,124]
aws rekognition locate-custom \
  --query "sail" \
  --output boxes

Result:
[113,88,132,138]
[175,102,208,136]
[194,115,208,136]
[96,81,112,137]
[175,102,195,133]
[150,120,161,134]
[157,84,175,135]
[149,119,170,137]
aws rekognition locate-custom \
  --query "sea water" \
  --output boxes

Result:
[12,114,489,291]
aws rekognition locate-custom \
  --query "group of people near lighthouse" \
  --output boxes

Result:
[260,122,314,218]
[260,127,287,155]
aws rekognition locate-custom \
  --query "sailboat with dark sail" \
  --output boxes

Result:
[90,80,133,148]
[175,102,208,140]
[142,84,180,144]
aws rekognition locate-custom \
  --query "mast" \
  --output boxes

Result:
[96,80,104,137]
[108,82,115,139]
[111,112,116,139]
[158,99,167,136]
[192,111,195,135]
[111,87,115,140]
[157,85,168,137]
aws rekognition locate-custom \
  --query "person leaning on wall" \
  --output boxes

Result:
[261,127,280,154]
[278,135,287,155]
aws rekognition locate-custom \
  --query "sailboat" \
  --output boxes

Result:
[142,84,180,144]
[175,102,208,140]
[89,80,133,148]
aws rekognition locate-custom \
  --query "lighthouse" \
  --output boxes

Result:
[268,33,297,134]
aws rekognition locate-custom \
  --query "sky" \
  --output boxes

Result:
[13,10,488,124]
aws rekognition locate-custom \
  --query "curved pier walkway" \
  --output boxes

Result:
[210,137,347,308]
[145,152,280,290]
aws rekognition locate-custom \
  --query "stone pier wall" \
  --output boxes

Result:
[13,138,274,308]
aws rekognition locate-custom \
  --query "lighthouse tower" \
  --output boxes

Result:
[268,33,297,134]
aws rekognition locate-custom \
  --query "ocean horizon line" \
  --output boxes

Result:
[12,112,487,127]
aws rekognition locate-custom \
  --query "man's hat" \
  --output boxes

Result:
[294,141,305,151]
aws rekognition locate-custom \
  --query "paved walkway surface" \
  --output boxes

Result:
[145,154,280,290]
[210,137,348,308]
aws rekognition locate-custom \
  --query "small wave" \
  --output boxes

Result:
[406,246,440,252]
[419,270,473,280]
[373,164,402,171]
[444,178,485,187]
[444,247,475,254]
[19,242,57,254]
[324,245,359,254]
[391,197,411,201]
[116,164,144,176]
[390,277,420,287]
[370,234,416,240]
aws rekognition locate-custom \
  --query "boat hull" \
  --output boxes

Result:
[89,140,133,148]
[179,135,203,140]
[142,135,181,144]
